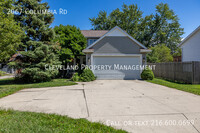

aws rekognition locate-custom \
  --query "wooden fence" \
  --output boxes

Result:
[148,62,200,84]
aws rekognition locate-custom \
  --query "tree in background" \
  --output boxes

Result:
[54,25,86,64]
[147,44,173,63]
[9,0,60,83]
[145,3,184,53]
[0,0,24,62]
[90,4,143,41]
[89,3,184,54]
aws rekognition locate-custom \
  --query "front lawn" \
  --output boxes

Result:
[147,78,200,95]
[0,78,76,98]
[0,109,126,133]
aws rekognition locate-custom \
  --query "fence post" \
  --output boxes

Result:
[192,61,194,84]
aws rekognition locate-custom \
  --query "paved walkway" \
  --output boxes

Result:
[0,80,199,133]
[0,75,14,79]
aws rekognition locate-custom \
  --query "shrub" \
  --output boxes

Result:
[147,44,173,63]
[71,73,80,82]
[141,67,154,80]
[71,69,95,82]
[9,44,61,83]
[80,69,96,82]
[0,71,6,76]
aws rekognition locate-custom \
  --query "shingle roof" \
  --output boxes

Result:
[9,53,22,62]
[81,30,109,38]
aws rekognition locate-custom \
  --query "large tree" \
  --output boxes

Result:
[89,3,184,53]
[54,25,87,77]
[9,0,60,82]
[54,25,87,64]
[14,0,55,50]
[0,0,23,62]
[145,3,184,53]
[90,4,143,41]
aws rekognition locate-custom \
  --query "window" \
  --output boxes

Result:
[88,39,97,46]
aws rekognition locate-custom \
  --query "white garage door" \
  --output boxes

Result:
[92,55,142,80]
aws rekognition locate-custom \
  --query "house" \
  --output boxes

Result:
[0,53,22,74]
[179,26,200,62]
[81,26,151,80]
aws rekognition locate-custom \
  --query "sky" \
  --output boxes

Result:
[43,0,200,38]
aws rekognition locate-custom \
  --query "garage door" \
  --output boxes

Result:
[92,55,142,80]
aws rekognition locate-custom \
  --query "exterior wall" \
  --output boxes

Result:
[106,29,126,36]
[91,36,141,54]
[142,54,147,65]
[86,54,91,65]
[182,30,200,62]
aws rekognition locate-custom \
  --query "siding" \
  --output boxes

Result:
[91,36,140,54]
[182,30,200,62]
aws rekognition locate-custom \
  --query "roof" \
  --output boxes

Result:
[86,26,147,49]
[9,53,23,62]
[179,25,200,47]
[81,30,109,38]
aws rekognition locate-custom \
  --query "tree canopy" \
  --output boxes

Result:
[0,0,24,62]
[14,0,55,50]
[54,25,87,64]
[89,3,184,53]
[9,0,60,83]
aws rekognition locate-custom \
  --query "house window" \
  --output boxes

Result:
[88,39,97,46]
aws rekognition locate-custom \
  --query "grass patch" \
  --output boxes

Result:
[0,78,77,98]
[147,78,200,95]
[0,109,126,133]
[0,71,11,76]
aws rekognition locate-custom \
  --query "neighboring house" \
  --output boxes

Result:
[0,53,22,74]
[179,26,200,62]
[81,26,151,80]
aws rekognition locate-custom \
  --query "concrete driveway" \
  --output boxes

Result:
[0,80,200,133]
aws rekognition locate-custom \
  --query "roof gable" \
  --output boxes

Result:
[106,28,126,36]
[86,26,147,49]
[179,25,200,47]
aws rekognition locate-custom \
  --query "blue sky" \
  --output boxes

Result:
[44,0,200,38]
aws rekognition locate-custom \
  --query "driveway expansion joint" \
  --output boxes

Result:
[83,89,90,117]
[182,113,200,133]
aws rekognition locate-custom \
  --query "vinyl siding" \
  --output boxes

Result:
[182,30,200,62]
[91,36,140,54]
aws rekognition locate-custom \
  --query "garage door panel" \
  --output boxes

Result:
[93,56,140,65]
[93,55,141,80]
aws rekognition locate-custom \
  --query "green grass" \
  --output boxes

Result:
[147,78,200,95]
[0,71,10,76]
[0,78,77,98]
[0,109,126,133]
